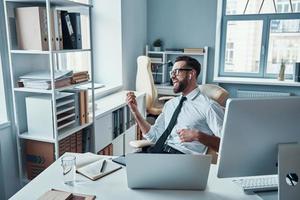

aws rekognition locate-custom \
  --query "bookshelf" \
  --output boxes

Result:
[94,91,146,156]
[4,0,94,183]
[145,45,209,85]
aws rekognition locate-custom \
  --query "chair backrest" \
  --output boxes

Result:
[136,56,158,111]
[199,84,229,107]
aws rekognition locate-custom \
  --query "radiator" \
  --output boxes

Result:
[237,90,291,98]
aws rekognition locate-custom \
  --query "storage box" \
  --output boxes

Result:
[25,140,54,180]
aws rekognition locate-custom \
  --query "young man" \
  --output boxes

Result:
[127,56,224,154]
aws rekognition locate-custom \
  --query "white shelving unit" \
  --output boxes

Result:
[4,0,94,183]
[145,45,209,85]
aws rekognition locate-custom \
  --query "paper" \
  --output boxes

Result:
[20,70,73,81]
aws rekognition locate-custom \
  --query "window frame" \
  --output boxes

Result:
[218,0,300,79]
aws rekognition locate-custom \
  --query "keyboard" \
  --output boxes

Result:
[233,176,278,192]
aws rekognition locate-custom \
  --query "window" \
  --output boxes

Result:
[0,54,7,123]
[219,0,300,79]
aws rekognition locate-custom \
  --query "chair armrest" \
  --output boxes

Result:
[158,96,174,101]
[129,140,154,148]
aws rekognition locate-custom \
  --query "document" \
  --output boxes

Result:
[75,153,122,181]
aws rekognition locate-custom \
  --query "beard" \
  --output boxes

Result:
[173,77,188,93]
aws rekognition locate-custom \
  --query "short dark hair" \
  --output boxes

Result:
[175,56,201,77]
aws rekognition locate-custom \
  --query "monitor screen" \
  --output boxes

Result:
[217,97,300,178]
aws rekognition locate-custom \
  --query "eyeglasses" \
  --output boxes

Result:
[169,68,193,77]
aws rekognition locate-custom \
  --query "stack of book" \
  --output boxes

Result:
[150,57,163,63]
[184,48,205,54]
[18,70,73,90]
[15,6,82,51]
[71,71,89,84]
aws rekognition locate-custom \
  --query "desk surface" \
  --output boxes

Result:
[11,153,277,200]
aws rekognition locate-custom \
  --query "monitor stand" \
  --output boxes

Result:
[278,143,300,200]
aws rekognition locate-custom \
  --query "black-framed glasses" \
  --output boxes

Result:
[169,68,193,77]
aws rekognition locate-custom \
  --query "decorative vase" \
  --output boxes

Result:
[278,61,285,81]
[153,46,161,52]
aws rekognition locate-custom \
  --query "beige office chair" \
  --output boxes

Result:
[130,84,229,164]
[136,56,173,117]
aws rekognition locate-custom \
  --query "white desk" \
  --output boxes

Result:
[11,153,277,200]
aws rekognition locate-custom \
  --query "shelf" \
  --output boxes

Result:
[58,122,92,141]
[147,51,165,54]
[52,49,92,53]
[165,51,205,56]
[55,80,91,92]
[14,87,53,94]
[13,81,90,93]
[10,50,50,55]
[10,49,92,54]
[56,99,75,107]
[19,132,55,143]
[5,0,92,7]
[56,106,75,115]
[57,113,75,122]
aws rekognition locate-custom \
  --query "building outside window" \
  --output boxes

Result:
[220,0,300,79]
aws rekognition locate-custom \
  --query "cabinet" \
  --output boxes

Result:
[94,91,146,156]
[4,0,94,182]
[145,45,209,85]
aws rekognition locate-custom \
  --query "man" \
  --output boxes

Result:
[127,56,224,154]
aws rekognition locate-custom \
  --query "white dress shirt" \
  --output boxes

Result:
[143,87,224,154]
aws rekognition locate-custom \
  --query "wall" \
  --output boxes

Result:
[0,125,20,199]
[147,0,218,83]
[92,0,147,91]
[0,0,21,198]
[121,0,147,90]
[92,0,123,88]
[147,0,300,97]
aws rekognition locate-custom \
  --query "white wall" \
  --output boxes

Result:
[92,0,123,88]
[121,0,147,90]
[0,125,20,199]
[92,0,147,90]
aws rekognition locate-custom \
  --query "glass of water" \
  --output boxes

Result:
[61,155,76,186]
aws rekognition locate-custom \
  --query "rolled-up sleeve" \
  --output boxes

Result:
[206,102,224,137]
[143,111,166,143]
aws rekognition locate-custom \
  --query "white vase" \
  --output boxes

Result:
[153,46,161,52]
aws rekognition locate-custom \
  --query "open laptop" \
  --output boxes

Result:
[125,153,212,190]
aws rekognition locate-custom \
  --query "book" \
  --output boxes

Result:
[76,153,122,181]
[38,189,95,200]
[183,48,205,54]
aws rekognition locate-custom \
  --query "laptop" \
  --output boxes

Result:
[125,153,212,190]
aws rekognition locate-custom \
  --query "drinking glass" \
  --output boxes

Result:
[61,155,76,186]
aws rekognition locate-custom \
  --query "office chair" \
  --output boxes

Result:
[130,84,229,164]
[136,56,173,118]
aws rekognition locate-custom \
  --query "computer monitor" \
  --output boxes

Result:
[217,97,300,178]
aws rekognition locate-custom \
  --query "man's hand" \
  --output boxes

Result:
[126,91,138,113]
[177,129,199,142]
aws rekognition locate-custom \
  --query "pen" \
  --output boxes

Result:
[100,160,107,173]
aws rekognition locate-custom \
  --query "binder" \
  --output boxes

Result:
[15,7,49,50]
[79,90,86,125]
[61,11,81,49]
[84,90,89,123]
[53,9,63,50]
[70,12,82,49]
